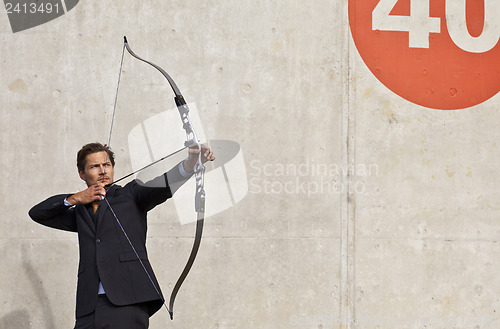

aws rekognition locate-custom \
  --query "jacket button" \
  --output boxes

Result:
[96,239,101,243]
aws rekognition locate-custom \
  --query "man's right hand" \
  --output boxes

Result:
[66,184,106,205]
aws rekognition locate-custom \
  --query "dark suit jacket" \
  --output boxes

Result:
[29,173,174,318]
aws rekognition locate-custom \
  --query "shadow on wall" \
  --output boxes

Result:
[0,246,56,328]
[0,309,31,328]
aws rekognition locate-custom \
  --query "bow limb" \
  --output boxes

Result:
[123,36,183,99]
[168,211,204,319]
[123,36,206,320]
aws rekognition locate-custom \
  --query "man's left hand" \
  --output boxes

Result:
[183,144,214,173]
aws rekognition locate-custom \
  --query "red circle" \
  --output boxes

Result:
[349,0,500,110]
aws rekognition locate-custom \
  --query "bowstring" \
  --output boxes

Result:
[107,41,126,148]
[102,39,171,314]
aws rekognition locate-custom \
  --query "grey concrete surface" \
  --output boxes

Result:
[0,0,498,328]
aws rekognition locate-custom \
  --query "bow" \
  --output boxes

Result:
[105,36,206,320]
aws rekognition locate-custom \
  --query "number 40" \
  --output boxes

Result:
[372,0,500,53]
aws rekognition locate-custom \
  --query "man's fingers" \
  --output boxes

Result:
[92,184,106,200]
[188,144,215,163]
[97,188,106,199]
[204,148,215,161]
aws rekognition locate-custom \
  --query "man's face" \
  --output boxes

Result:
[78,151,114,187]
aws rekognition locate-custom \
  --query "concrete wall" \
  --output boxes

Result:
[1,1,498,328]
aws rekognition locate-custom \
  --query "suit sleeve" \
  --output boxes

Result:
[28,194,78,232]
[131,173,173,212]
[132,162,192,212]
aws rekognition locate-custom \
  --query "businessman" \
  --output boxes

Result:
[29,142,214,329]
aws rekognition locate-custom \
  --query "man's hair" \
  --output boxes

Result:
[77,142,115,172]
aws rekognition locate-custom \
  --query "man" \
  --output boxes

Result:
[29,142,214,329]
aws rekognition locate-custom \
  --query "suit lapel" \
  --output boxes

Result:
[76,204,96,234]
[96,185,117,230]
